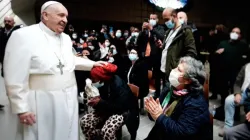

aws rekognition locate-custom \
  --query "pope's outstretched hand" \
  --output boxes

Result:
[94,61,108,67]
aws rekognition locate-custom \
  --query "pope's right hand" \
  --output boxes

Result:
[18,112,36,126]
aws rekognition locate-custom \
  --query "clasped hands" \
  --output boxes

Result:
[145,96,163,121]
[18,112,36,126]
[88,96,101,107]
[246,112,250,122]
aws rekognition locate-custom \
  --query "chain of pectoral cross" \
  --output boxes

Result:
[39,24,65,75]
[53,40,65,75]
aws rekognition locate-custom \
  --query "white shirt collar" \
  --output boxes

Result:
[39,21,60,37]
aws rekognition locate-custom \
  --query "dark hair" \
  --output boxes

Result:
[82,47,92,54]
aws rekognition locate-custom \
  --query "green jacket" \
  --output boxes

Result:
[162,25,197,79]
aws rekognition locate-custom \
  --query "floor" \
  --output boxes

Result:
[0,64,246,140]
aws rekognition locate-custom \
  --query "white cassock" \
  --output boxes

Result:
[3,22,95,140]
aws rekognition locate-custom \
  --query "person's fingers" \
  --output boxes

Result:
[26,115,33,125]
[156,98,160,105]
[149,96,158,107]
[147,101,156,111]
[100,61,108,65]
[30,114,36,124]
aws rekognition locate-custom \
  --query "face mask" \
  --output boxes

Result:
[88,45,95,50]
[149,19,157,27]
[72,34,77,39]
[116,32,122,38]
[165,19,175,29]
[108,57,114,63]
[230,32,239,40]
[133,32,139,37]
[179,19,185,25]
[129,54,138,61]
[124,33,129,37]
[93,81,104,88]
[80,39,84,44]
[84,34,88,38]
[214,30,218,34]
[113,49,117,55]
[105,42,110,47]
[169,69,182,88]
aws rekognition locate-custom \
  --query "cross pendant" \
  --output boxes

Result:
[57,61,64,75]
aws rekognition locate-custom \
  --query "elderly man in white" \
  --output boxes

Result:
[3,1,105,140]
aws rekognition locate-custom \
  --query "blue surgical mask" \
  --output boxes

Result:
[113,49,117,55]
[179,19,185,25]
[129,54,138,61]
[93,81,104,88]
[165,19,175,29]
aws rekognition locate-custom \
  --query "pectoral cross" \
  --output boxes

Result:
[57,60,64,75]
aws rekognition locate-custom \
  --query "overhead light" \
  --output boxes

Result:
[149,0,188,9]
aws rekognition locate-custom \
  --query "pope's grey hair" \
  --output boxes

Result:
[179,56,206,93]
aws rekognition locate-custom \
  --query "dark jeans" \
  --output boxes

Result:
[154,71,166,98]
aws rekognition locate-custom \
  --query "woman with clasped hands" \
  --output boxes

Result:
[144,56,212,140]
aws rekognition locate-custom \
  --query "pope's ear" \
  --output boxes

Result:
[41,12,49,21]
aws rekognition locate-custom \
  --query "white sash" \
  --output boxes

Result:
[29,72,76,91]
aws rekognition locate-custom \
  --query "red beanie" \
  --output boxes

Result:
[91,63,118,81]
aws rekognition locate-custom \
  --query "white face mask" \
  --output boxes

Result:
[72,34,77,39]
[108,57,115,63]
[80,38,84,44]
[92,81,104,88]
[169,69,182,88]
[214,30,217,34]
[230,32,239,40]
[115,32,122,38]
[133,32,139,37]
[105,42,110,47]
[88,45,95,50]
[149,19,157,27]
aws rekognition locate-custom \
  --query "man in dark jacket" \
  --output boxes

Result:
[177,11,201,60]
[137,14,166,98]
[159,8,197,85]
[0,16,22,77]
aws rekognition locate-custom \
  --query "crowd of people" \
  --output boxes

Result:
[0,1,250,140]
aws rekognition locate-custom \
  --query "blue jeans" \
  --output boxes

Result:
[224,90,248,128]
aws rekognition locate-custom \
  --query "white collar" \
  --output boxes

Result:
[39,21,60,37]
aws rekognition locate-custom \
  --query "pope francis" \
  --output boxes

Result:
[3,1,105,140]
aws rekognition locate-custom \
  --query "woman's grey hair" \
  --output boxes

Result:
[179,56,206,93]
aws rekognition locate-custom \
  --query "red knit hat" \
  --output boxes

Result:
[91,63,118,81]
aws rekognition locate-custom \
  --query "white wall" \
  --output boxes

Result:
[0,0,36,27]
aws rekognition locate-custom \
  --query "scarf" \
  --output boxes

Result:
[162,88,188,116]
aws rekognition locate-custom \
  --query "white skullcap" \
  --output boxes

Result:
[41,1,61,14]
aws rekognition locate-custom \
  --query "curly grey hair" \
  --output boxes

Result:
[179,56,206,93]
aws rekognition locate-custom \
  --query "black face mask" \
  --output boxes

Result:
[5,24,12,30]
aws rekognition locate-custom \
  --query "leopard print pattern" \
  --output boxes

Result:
[101,115,124,140]
[80,112,102,140]
[80,113,124,140]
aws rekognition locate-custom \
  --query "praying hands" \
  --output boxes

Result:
[246,112,250,122]
[145,96,163,121]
